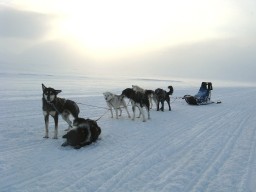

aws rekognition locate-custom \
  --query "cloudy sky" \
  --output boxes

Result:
[0,0,256,82]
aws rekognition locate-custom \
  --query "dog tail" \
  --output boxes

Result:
[168,86,174,95]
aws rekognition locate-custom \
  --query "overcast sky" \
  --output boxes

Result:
[0,0,256,83]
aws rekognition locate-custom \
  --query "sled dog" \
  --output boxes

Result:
[122,88,150,122]
[42,84,80,139]
[103,92,131,119]
[132,85,156,109]
[154,86,173,111]
[62,117,101,149]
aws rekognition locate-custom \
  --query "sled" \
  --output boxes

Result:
[183,82,214,105]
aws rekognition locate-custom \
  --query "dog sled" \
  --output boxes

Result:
[183,82,218,105]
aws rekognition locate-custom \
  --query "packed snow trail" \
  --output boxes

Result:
[0,74,256,192]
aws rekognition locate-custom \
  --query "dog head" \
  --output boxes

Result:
[121,88,134,99]
[103,92,114,102]
[42,84,62,103]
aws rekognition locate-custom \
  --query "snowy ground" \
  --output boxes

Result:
[1,73,256,192]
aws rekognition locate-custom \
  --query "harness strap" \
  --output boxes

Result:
[48,100,73,128]
[95,109,110,121]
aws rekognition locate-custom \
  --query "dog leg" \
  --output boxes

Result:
[132,105,136,120]
[157,101,160,111]
[61,110,74,131]
[53,113,58,139]
[119,108,122,117]
[149,96,153,109]
[105,102,114,118]
[160,100,164,111]
[146,106,150,120]
[153,96,157,109]
[138,106,146,122]
[109,107,114,118]
[167,100,171,111]
[124,106,131,118]
[43,112,49,138]
[114,108,119,119]
[137,109,142,118]
[122,100,131,118]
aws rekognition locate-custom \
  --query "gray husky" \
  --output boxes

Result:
[42,84,80,139]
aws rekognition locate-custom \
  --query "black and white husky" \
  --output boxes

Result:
[42,84,80,139]
[103,92,131,119]
[62,117,101,149]
[122,88,150,122]
[132,85,156,109]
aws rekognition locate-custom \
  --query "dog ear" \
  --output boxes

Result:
[42,84,46,91]
[55,90,62,94]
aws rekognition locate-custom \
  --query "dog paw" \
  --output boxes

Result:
[74,145,81,149]
[61,141,68,147]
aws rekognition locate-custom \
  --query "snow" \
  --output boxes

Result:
[1,72,256,192]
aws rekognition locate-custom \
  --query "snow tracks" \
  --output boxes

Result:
[0,86,256,192]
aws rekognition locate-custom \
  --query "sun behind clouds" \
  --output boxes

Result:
[57,1,171,58]
[55,0,231,59]
[11,0,236,60]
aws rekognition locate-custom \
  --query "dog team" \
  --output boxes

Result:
[42,84,173,149]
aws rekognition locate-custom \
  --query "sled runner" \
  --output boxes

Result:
[184,82,214,105]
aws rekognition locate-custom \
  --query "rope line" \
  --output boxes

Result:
[94,109,110,121]
[76,102,109,110]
